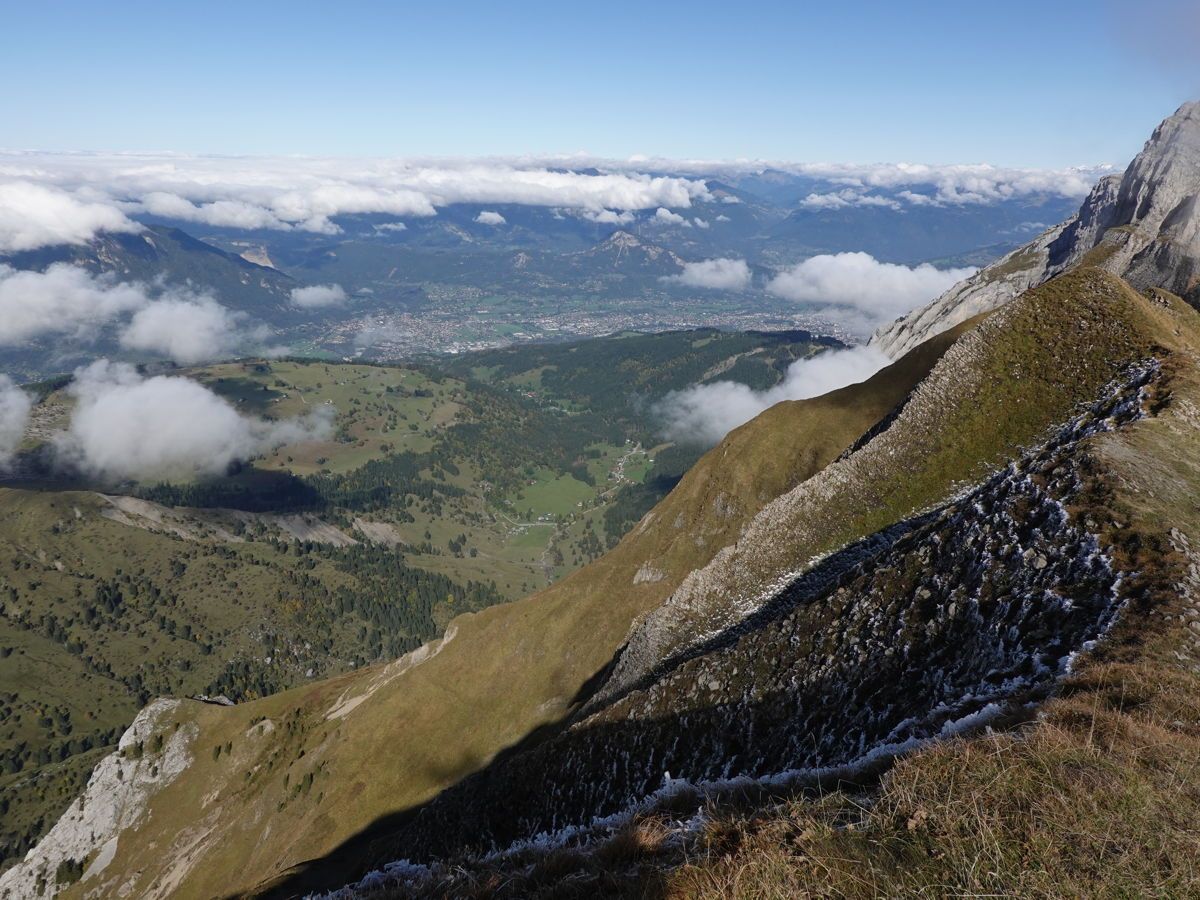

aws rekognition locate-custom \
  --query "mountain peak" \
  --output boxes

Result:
[601,230,642,248]
[873,99,1200,358]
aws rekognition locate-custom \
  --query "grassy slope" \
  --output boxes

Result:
[656,289,1200,899]
[288,283,1200,900]
[243,269,1187,895]
[52,328,964,899]
[613,268,1174,681]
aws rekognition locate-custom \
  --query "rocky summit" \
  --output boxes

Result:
[872,102,1200,358]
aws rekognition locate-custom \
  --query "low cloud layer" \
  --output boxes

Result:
[654,207,690,226]
[0,263,149,344]
[0,376,31,469]
[0,153,713,246]
[655,345,891,446]
[0,182,139,252]
[0,151,1109,252]
[474,210,507,226]
[56,361,333,481]
[664,257,751,291]
[290,283,348,308]
[657,345,892,448]
[0,264,271,362]
[767,252,975,333]
[120,294,265,363]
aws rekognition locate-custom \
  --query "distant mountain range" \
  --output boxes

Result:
[0,163,1088,381]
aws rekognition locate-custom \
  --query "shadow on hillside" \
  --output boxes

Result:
[0,455,324,514]
[249,660,1046,899]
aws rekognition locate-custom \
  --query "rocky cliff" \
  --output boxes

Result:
[872,101,1200,358]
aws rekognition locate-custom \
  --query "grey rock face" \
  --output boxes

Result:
[0,700,197,900]
[872,101,1200,358]
[870,220,1068,358]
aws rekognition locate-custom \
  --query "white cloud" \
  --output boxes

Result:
[766,252,975,331]
[0,263,149,344]
[119,294,262,363]
[474,210,507,226]
[374,221,408,233]
[354,319,407,350]
[579,208,635,225]
[597,157,1109,204]
[0,153,1108,249]
[655,345,891,446]
[139,191,291,230]
[0,153,711,239]
[290,283,348,308]
[799,189,902,211]
[897,190,940,207]
[664,257,751,291]
[0,376,31,469]
[0,264,267,360]
[0,182,139,252]
[654,207,690,226]
[715,214,731,222]
[56,360,333,481]
[787,162,1108,205]
[693,218,709,229]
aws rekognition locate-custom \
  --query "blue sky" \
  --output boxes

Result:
[1,0,1195,165]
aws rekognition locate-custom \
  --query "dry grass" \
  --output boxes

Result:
[663,650,1200,899]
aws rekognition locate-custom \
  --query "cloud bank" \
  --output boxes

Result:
[0,151,1109,251]
[290,283,348,308]
[0,376,32,469]
[655,345,891,446]
[120,294,265,363]
[56,361,333,481]
[0,182,140,252]
[767,252,975,332]
[664,257,751,291]
[0,264,271,362]
[0,263,150,344]
[0,153,713,245]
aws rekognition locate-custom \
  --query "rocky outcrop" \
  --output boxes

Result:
[0,700,196,899]
[870,219,1069,358]
[873,101,1200,358]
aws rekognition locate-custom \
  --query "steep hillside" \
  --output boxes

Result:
[341,284,1200,900]
[873,101,1200,357]
[345,315,1200,898]
[24,262,1185,900]
[604,268,1165,702]
[347,355,1162,865]
[0,323,966,899]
